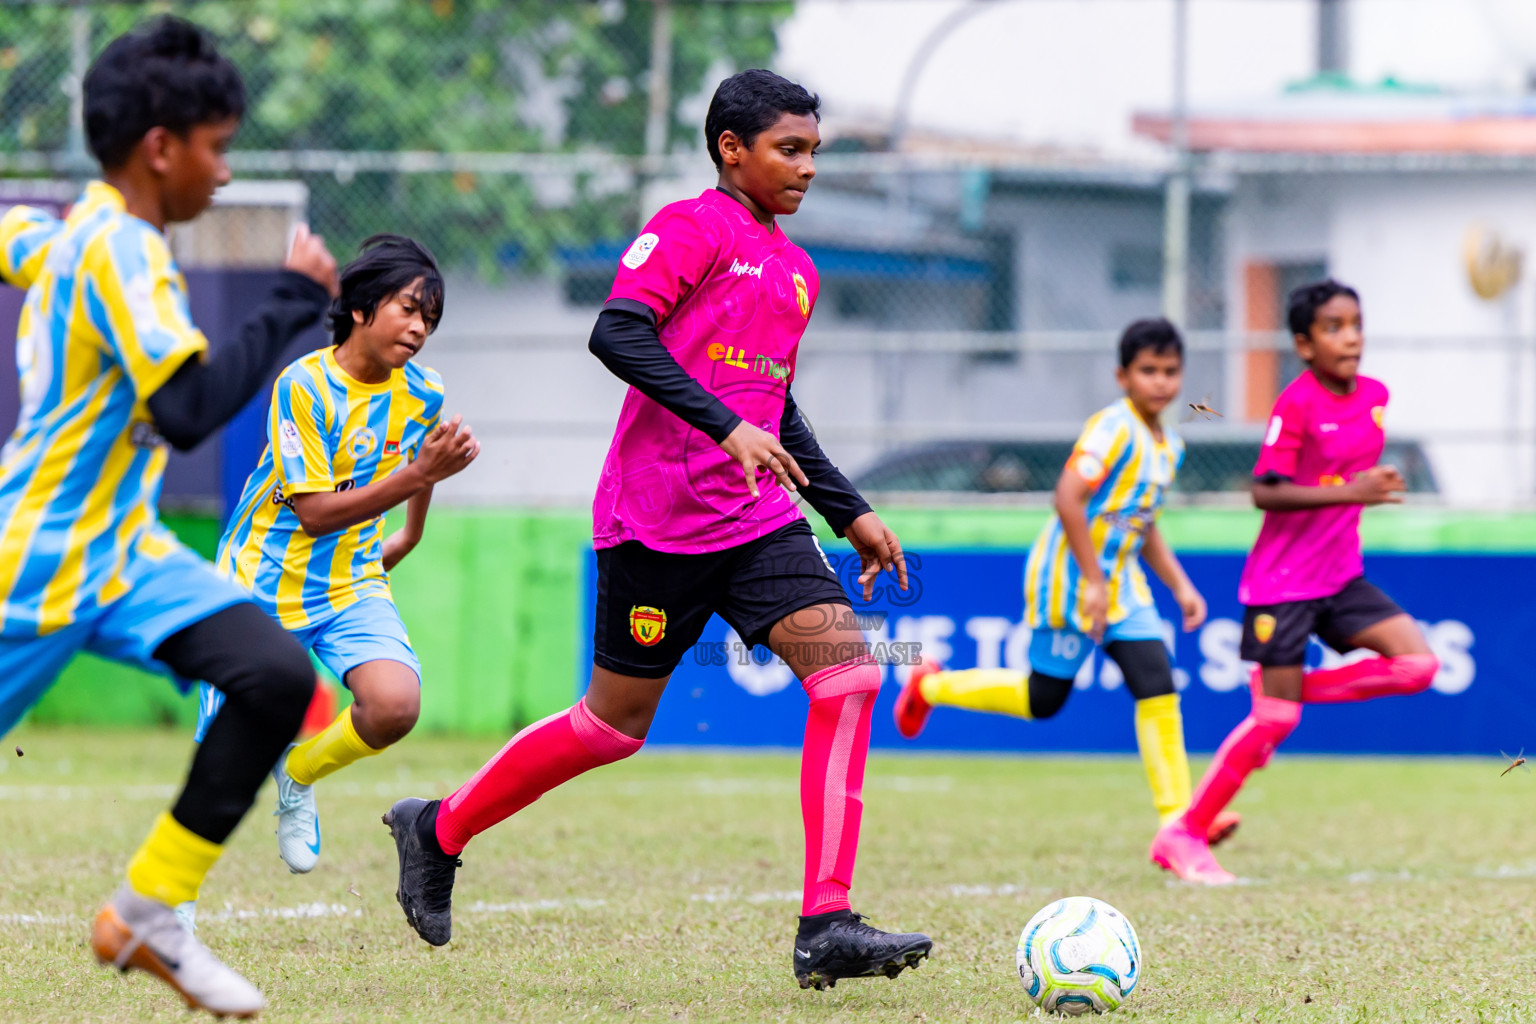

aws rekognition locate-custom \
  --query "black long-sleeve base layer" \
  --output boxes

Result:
[589,299,871,537]
[146,270,331,452]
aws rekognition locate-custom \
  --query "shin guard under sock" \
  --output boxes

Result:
[1301,653,1438,704]
[1184,694,1301,835]
[434,697,642,855]
[800,655,881,916]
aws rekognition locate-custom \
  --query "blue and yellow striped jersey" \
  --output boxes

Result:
[1024,398,1184,633]
[217,347,443,630]
[0,182,210,637]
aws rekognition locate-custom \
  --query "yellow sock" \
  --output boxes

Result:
[285,707,384,786]
[918,668,1032,719]
[125,812,222,906]
[1135,693,1192,824]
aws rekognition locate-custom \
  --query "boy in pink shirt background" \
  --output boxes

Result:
[1150,279,1439,884]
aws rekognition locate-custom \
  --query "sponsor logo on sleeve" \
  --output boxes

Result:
[1264,415,1283,446]
[629,605,667,646]
[278,420,303,458]
[1072,452,1105,484]
[621,232,660,269]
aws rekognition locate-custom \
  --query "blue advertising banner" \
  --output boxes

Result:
[579,549,1535,756]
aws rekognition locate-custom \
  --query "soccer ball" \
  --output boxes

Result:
[1016,896,1141,1015]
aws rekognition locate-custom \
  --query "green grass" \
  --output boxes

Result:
[3,728,1536,1022]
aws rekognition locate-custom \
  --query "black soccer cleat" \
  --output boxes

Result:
[793,909,932,990]
[383,797,461,947]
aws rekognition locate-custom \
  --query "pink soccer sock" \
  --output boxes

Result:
[799,655,881,917]
[435,697,642,855]
[1301,653,1438,704]
[1183,694,1302,836]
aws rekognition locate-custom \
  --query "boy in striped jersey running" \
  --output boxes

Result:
[186,236,478,925]
[894,319,1238,848]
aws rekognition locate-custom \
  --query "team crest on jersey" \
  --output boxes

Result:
[1254,614,1276,644]
[792,272,810,318]
[622,232,659,269]
[629,605,667,646]
[347,427,378,458]
[1371,405,1384,429]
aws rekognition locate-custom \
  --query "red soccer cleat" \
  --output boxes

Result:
[1149,819,1236,885]
[1207,810,1242,847]
[893,657,942,739]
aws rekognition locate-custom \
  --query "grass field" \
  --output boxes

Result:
[3,727,1536,1023]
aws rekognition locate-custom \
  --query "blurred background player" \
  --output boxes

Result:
[0,16,339,1018]
[183,235,479,929]
[382,69,932,991]
[893,318,1238,849]
[1150,279,1439,885]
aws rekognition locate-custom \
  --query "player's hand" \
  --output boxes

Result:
[285,223,339,298]
[1174,582,1207,632]
[1082,578,1109,644]
[381,529,418,572]
[1349,464,1405,506]
[413,415,480,484]
[719,421,807,498]
[845,511,907,601]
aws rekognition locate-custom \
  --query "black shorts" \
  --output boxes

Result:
[1240,576,1405,667]
[593,519,851,678]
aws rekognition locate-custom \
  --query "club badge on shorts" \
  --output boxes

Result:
[629,605,667,646]
[1254,613,1276,644]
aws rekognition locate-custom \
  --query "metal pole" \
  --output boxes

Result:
[643,0,674,166]
[1161,0,1190,327]
[64,3,91,178]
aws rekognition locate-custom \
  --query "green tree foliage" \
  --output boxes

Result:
[0,0,793,273]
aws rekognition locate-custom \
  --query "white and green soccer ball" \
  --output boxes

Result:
[1016,896,1141,1015]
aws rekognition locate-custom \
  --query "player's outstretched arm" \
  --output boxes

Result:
[147,226,339,451]
[290,416,478,538]
[382,485,433,572]
[1054,461,1109,642]
[1251,464,1405,511]
[1140,523,1205,632]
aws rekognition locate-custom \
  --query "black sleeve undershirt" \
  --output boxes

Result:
[588,298,741,443]
[779,389,872,538]
[146,270,331,452]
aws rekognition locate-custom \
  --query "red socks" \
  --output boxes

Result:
[1183,694,1301,836]
[435,697,642,855]
[1300,653,1438,704]
[799,655,881,917]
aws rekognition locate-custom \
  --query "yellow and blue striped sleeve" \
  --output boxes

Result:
[83,224,208,399]
[0,205,64,289]
[271,371,335,495]
[1067,409,1131,488]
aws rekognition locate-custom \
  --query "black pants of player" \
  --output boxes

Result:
[1028,639,1174,719]
[155,602,315,844]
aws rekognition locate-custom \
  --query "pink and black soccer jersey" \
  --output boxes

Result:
[594,189,819,554]
[1238,371,1390,606]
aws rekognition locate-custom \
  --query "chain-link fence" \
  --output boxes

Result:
[5,0,1536,508]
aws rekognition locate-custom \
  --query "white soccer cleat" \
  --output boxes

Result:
[92,884,264,1018]
[174,899,198,933]
[272,743,321,873]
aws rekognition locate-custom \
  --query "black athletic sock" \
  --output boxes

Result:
[156,602,315,843]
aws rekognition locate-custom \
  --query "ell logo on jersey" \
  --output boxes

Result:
[629,605,667,646]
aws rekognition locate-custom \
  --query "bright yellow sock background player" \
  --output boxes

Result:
[894,318,1237,843]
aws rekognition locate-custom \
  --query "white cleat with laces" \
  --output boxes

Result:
[92,884,264,1018]
[272,743,321,873]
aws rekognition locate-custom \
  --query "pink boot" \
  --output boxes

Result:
[1149,819,1236,885]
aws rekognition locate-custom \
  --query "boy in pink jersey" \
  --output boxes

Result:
[383,71,932,989]
[1150,279,1438,884]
